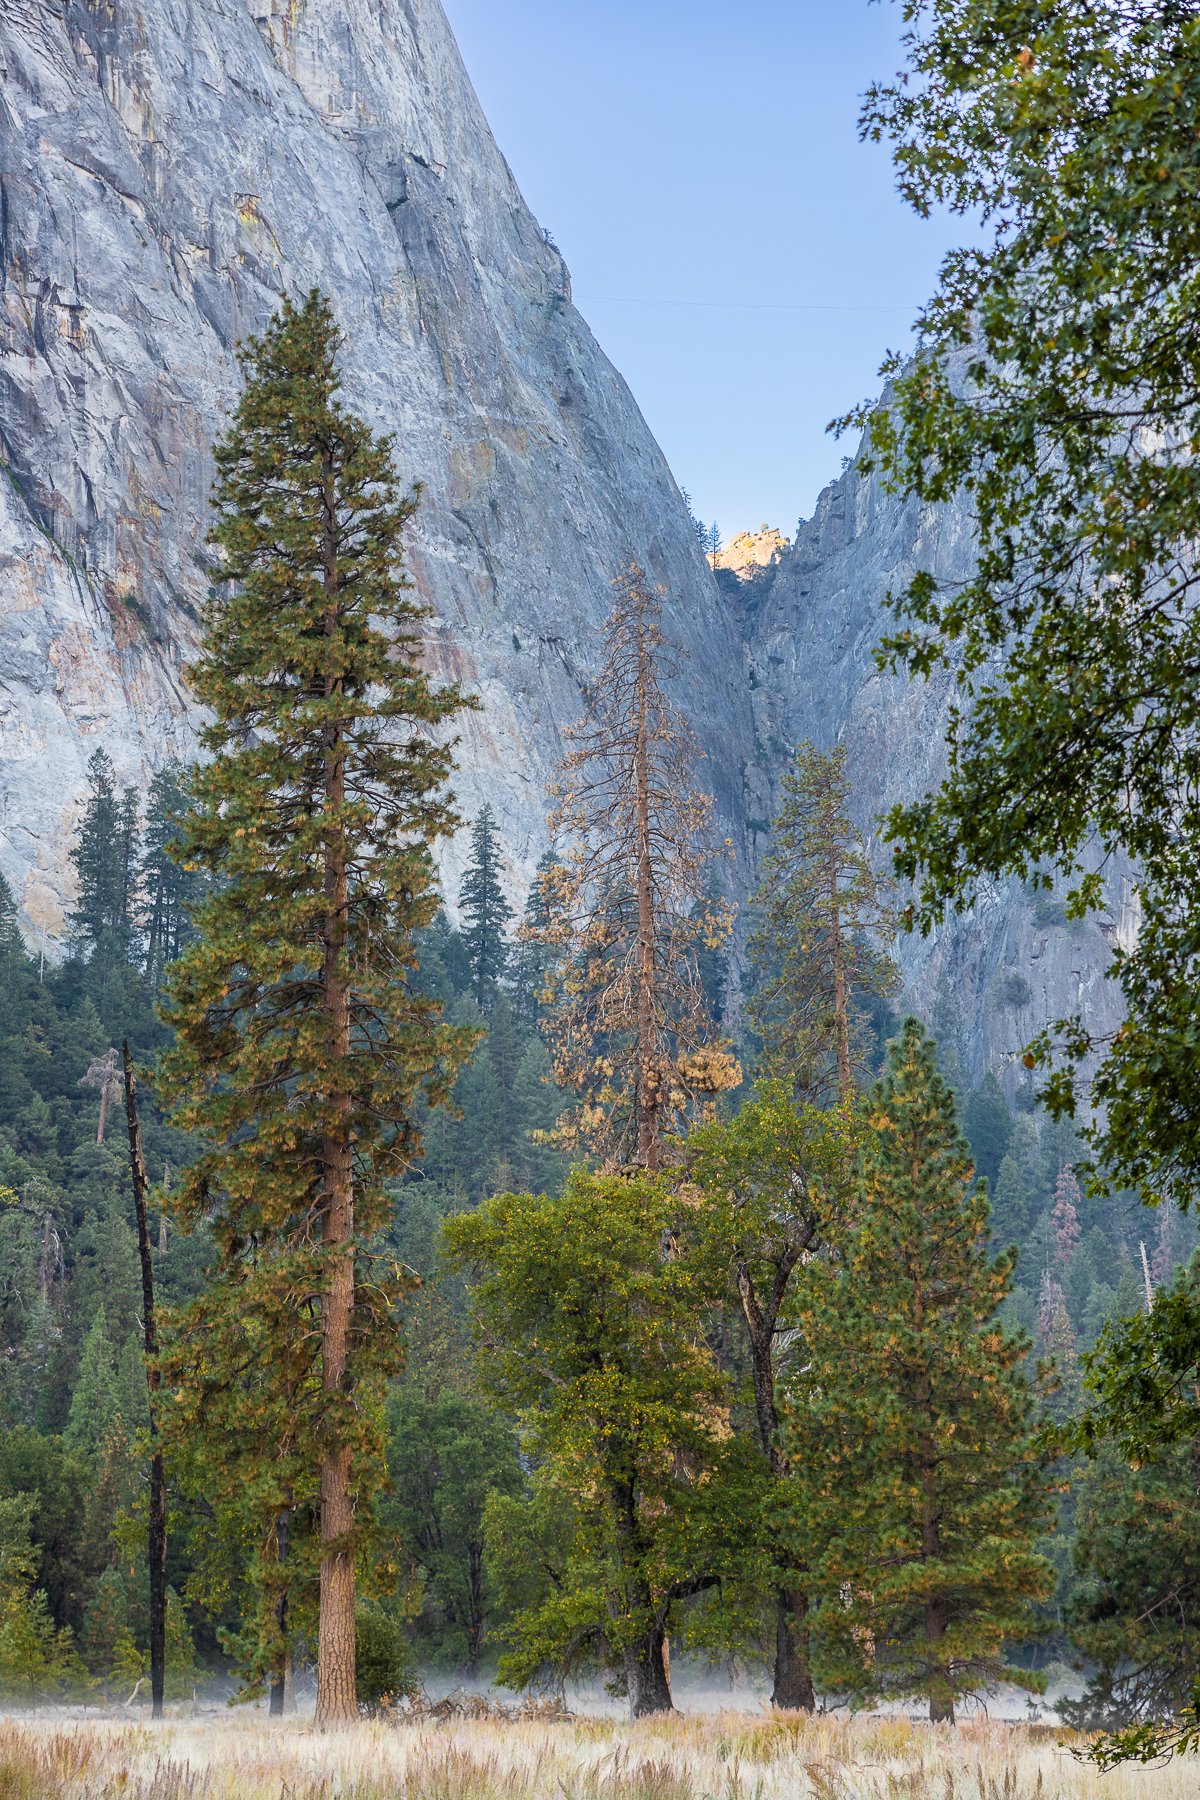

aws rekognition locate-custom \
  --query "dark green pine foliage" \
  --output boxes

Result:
[458,804,513,1014]
[69,750,138,960]
[0,874,24,1029]
[139,764,202,992]
[963,1072,1012,1191]
[794,1020,1054,1722]
[510,850,561,1030]
[381,1384,522,1674]
[157,289,476,1724]
[748,740,898,1102]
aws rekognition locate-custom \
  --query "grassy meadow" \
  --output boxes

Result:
[2,1710,1199,1800]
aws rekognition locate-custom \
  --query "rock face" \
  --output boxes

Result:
[710,524,790,581]
[0,0,1122,1079]
[743,456,1130,1092]
[0,0,758,946]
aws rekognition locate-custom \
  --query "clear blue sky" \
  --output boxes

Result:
[441,0,964,540]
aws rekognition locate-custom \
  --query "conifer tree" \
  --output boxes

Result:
[0,871,21,961]
[748,741,897,1102]
[793,1020,1054,1722]
[69,750,127,957]
[139,764,202,992]
[158,290,475,1726]
[64,1306,118,1458]
[458,804,513,1012]
[532,563,738,1170]
[1037,1271,1080,1418]
[510,851,562,1030]
[962,1073,1013,1191]
[1051,1167,1083,1267]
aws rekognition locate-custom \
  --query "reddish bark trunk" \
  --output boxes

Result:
[315,446,358,1729]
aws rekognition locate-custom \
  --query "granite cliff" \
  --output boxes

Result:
[0,0,1124,1078]
[741,456,1130,1092]
[0,0,757,945]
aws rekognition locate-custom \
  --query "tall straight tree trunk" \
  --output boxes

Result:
[916,1322,953,1724]
[269,1509,290,1717]
[121,1042,166,1721]
[315,455,358,1729]
[632,601,660,1172]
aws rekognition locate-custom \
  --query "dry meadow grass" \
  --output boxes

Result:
[2,1709,1200,1800]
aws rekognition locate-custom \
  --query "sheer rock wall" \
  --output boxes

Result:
[0,0,757,945]
[0,0,1122,1080]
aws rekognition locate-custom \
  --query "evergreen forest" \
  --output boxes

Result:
[4,302,1198,1748]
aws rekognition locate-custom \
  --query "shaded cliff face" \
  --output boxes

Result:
[0,0,1126,1080]
[744,454,1130,1092]
[0,0,757,943]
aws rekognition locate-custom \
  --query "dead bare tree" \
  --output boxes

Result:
[80,1046,121,1144]
[532,562,739,1170]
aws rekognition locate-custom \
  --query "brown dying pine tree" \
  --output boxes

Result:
[532,562,739,1171]
[158,291,475,1726]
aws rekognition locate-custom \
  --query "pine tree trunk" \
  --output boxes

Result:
[633,603,660,1172]
[922,1580,954,1723]
[269,1510,290,1717]
[121,1043,166,1722]
[315,454,358,1730]
[917,1371,952,1725]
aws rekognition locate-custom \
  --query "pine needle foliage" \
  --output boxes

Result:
[532,563,739,1170]
[748,741,898,1102]
[138,763,202,994]
[792,1020,1055,1722]
[157,289,475,1724]
[458,803,513,1012]
[69,749,139,962]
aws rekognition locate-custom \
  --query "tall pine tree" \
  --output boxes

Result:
[69,750,133,958]
[158,290,475,1725]
[749,741,897,1101]
[139,764,202,992]
[792,1020,1054,1721]
[458,804,512,1013]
